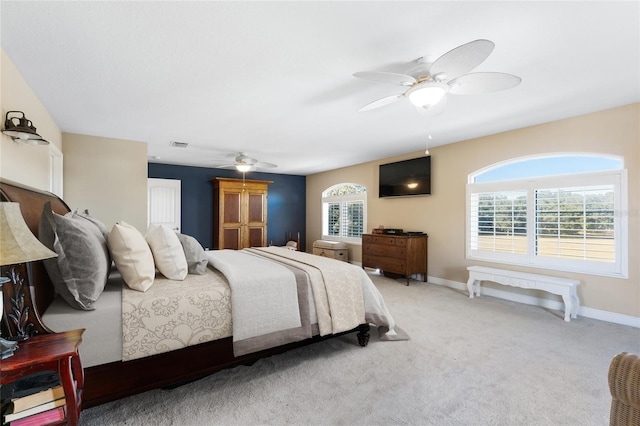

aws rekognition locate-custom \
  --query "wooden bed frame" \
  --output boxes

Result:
[0,179,370,408]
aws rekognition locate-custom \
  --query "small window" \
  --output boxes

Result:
[467,154,627,278]
[322,183,367,243]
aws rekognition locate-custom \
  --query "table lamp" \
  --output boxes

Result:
[0,202,57,358]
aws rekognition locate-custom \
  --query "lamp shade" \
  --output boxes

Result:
[0,202,57,266]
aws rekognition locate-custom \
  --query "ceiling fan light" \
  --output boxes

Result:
[235,164,252,172]
[407,82,448,108]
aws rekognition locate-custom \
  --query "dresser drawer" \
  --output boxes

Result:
[363,255,406,272]
[363,244,406,258]
[362,235,404,246]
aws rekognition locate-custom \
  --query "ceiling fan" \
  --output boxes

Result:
[213,152,277,172]
[354,39,521,113]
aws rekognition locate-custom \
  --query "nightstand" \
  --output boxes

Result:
[1,329,85,426]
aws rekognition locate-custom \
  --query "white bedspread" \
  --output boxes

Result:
[121,267,232,361]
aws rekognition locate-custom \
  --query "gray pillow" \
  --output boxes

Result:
[38,202,110,310]
[71,209,110,240]
[177,233,208,275]
[70,209,111,264]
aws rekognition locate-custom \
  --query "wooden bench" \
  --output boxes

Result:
[466,266,581,322]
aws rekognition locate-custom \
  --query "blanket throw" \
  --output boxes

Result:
[246,247,366,335]
[247,247,405,341]
[206,249,311,356]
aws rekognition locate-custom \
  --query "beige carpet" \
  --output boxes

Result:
[81,272,640,425]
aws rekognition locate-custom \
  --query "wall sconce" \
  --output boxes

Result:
[2,111,49,145]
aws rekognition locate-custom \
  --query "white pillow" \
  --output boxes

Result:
[108,221,155,292]
[146,224,188,280]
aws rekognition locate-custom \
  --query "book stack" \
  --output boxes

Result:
[1,372,66,425]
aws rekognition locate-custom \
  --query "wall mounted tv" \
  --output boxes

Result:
[379,156,431,198]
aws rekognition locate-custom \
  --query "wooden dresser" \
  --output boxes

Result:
[362,233,428,285]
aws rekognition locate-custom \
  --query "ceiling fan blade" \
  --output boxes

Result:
[235,154,258,165]
[448,72,521,95]
[215,164,238,169]
[255,161,277,169]
[359,94,404,112]
[429,39,495,81]
[353,71,416,87]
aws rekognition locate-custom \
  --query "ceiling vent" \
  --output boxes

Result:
[170,141,189,148]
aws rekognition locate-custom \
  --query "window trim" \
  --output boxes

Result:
[466,168,628,279]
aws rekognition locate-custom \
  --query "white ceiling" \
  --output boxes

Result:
[2,1,639,175]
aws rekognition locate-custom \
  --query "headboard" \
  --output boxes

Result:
[0,178,71,336]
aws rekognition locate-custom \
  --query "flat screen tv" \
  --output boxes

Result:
[379,156,431,198]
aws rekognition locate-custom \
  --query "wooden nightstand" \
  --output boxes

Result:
[1,329,85,426]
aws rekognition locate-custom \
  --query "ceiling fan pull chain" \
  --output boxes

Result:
[425,115,432,155]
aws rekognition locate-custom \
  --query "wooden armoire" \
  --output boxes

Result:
[211,178,272,250]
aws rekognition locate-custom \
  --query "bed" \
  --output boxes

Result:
[0,179,398,408]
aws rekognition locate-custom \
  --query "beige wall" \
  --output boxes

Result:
[307,103,640,318]
[1,48,148,233]
[0,49,62,190]
[63,133,148,232]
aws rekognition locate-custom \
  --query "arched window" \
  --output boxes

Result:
[466,154,627,278]
[322,183,367,243]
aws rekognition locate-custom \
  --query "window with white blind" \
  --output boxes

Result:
[467,155,627,278]
[322,183,367,243]
[469,189,528,262]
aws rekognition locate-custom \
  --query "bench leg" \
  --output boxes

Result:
[561,293,572,322]
[467,278,479,298]
[571,291,580,319]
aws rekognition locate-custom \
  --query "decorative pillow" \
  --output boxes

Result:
[71,209,110,240]
[38,202,110,310]
[177,233,208,275]
[146,225,188,280]
[108,221,155,292]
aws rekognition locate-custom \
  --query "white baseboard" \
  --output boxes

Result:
[427,276,640,328]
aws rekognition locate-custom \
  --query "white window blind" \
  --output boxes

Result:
[343,200,364,237]
[469,190,527,255]
[327,202,340,236]
[467,167,627,278]
[535,185,615,263]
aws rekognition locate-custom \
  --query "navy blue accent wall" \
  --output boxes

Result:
[148,163,306,250]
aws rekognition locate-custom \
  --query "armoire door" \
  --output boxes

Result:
[220,187,243,249]
[245,188,267,248]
